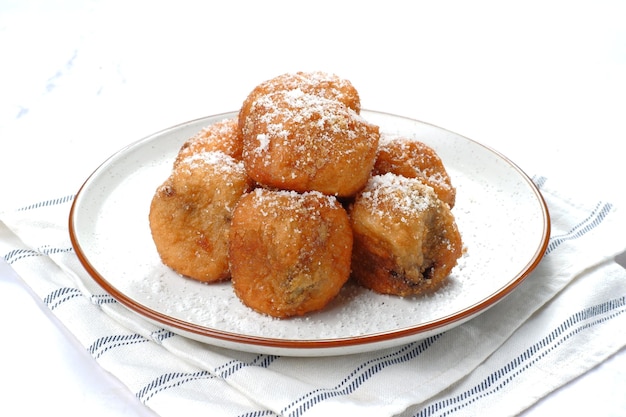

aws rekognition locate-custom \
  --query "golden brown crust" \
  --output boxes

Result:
[238,71,361,133]
[229,188,353,318]
[349,173,462,297]
[149,151,253,282]
[374,135,456,208]
[240,90,379,197]
[175,118,243,166]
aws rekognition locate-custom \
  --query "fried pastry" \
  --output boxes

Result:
[174,118,243,166]
[149,151,253,282]
[229,188,353,318]
[238,71,361,132]
[349,173,462,297]
[240,90,379,197]
[374,135,456,208]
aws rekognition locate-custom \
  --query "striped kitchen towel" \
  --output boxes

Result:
[1,175,625,417]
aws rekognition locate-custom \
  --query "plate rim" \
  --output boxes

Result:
[68,110,551,354]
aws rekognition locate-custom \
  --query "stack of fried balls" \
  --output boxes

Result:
[149,71,462,318]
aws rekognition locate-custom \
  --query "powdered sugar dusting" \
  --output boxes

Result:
[375,133,456,207]
[249,188,340,218]
[241,85,378,196]
[248,71,361,114]
[379,132,404,146]
[179,151,245,176]
[176,118,242,162]
[251,89,356,142]
[359,173,437,220]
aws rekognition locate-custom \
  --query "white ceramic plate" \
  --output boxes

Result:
[69,110,550,356]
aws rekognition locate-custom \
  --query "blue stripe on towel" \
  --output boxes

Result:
[43,287,83,310]
[216,354,279,379]
[546,201,612,255]
[88,333,149,359]
[90,293,117,305]
[16,194,75,211]
[532,175,547,189]
[136,370,215,403]
[3,248,40,264]
[136,354,279,405]
[3,246,73,264]
[150,328,176,344]
[280,334,442,417]
[412,296,626,417]
[237,411,280,417]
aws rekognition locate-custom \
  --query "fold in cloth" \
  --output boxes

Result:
[1,176,625,417]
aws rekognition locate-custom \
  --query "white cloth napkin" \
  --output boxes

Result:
[1,176,625,417]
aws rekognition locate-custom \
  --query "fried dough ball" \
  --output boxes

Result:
[238,71,361,132]
[149,151,253,282]
[374,135,456,208]
[175,118,243,166]
[349,173,462,297]
[240,90,379,197]
[229,188,353,318]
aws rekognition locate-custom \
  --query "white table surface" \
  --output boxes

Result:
[1,1,625,415]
